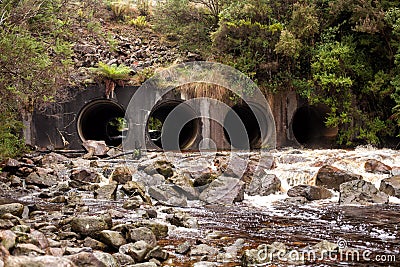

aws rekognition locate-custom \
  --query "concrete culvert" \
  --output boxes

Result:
[147,100,199,150]
[291,104,338,147]
[77,99,126,147]
[224,103,269,149]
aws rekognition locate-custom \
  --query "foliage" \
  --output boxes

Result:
[152,0,214,52]
[0,108,25,160]
[129,15,148,28]
[90,62,132,80]
[90,62,132,98]
[152,0,400,146]
[135,0,151,16]
[108,0,137,21]
[133,67,155,84]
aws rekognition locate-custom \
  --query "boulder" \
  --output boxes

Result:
[25,172,59,188]
[99,230,126,249]
[70,169,100,183]
[121,181,150,203]
[70,215,111,237]
[379,175,400,198]
[166,211,198,228]
[148,184,187,207]
[316,165,362,190]
[0,229,17,250]
[364,159,391,174]
[189,244,218,256]
[112,252,135,266]
[5,256,76,267]
[119,241,151,262]
[223,155,248,178]
[145,246,169,261]
[287,185,333,201]
[199,177,245,205]
[246,174,281,196]
[66,251,106,267]
[110,166,133,184]
[339,180,389,205]
[0,203,24,217]
[193,172,218,188]
[127,227,157,247]
[132,172,165,187]
[82,140,109,157]
[12,243,45,256]
[95,183,118,200]
[143,160,174,178]
[41,152,69,166]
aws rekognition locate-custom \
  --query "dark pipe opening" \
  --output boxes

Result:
[77,99,126,147]
[223,104,263,149]
[147,100,199,150]
[292,105,338,147]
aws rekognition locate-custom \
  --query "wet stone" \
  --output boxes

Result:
[95,182,118,200]
[148,184,188,207]
[176,240,192,254]
[110,166,133,184]
[246,174,281,196]
[190,244,219,256]
[379,175,400,198]
[119,240,152,262]
[99,230,127,249]
[287,185,333,201]
[340,179,389,205]
[316,165,362,191]
[166,211,198,228]
[199,176,245,205]
[364,159,391,174]
[145,246,169,261]
[127,227,157,247]
[70,168,100,183]
[25,172,59,188]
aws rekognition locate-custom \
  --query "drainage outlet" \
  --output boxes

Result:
[77,99,126,147]
[292,105,338,147]
[147,100,199,150]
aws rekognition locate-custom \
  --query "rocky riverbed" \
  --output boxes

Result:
[0,146,399,266]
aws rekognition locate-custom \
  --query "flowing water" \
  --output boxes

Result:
[159,146,400,266]
[8,147,400,266]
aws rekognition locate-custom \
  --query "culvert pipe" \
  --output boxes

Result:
[77,99,126,147]
[291,104,338,147]
[147,100,200,150]
[223,103,272,149]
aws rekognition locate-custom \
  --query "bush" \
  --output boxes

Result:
[152,0,213,52]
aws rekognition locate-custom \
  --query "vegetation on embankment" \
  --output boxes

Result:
[1,0,400,159]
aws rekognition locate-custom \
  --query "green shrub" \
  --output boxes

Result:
[129,15,148,28]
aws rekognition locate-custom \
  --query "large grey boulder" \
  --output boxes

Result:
[379,175,400,198]
[199,176,245,205]
[316,165,362,190]
[287,185,333,201]
[246,174,281,196]
[148,184,187,207]
[339,180,389,205]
